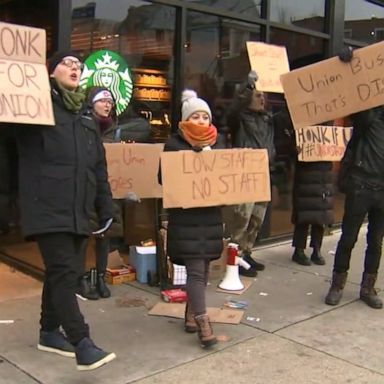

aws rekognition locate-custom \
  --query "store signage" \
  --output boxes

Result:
[295,126,352,162]
[161,148,271,209]
[246,41,290,93]
[104,143,163,198]
[0,22,54,125]
[281,41,384,129]
[80,50,133,115]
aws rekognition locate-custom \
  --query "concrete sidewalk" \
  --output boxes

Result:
[1,224,384,384]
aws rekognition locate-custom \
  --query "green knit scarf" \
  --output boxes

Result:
[54,80,85,112]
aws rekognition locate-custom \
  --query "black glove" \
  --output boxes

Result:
[247,70,258,89]
[192,146,203,152]
[338,46,353,63]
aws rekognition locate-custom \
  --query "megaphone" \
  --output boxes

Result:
[218,243,251,291]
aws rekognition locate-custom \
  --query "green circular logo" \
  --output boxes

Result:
[80,50,133,115]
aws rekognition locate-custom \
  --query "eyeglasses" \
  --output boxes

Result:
[96,98,114,106]
[60,58,84,70]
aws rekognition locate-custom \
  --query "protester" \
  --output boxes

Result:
[285,116,334,266]
[74,86,125,300]
[160,89,225,347]
[325,46,384,309]
[15,51,116,370]
[225,70,276,276]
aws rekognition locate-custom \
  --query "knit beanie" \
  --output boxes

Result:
[181,90,212,122]
[48,50,82,75]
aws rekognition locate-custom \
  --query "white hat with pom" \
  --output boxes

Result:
[181,89,212,122]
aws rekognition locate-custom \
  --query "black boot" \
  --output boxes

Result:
[325,271,348,305]
[360,272,383,309]
[78,272,99,300]
[97,272,111,299]
[243,252,265,271]
[292,248,311,266]
[311,248,326,265]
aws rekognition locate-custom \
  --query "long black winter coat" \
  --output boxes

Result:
[291,161,334,226]
[16,87,113,238]
[162,133,225,265]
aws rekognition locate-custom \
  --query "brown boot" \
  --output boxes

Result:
[184,303,198,333]
[194,314,217,348]
[360,272,383,309]
[325,272,348,305]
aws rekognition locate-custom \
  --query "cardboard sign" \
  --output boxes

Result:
[104,143,163,199]
[0,22,54,125]
[246,41,290,93]
[281,41,384,129]
[295,126,352,162]
[160,148,271,209]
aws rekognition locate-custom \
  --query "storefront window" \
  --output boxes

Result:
[71,0,175,142]
[0,0,56,55]
[345,0,384,43]
[269,0,325,33]
[185,12,261,117]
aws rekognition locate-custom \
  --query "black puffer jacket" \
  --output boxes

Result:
[16,86,113,238]
[162,132,225,265]
[291,161,334,226]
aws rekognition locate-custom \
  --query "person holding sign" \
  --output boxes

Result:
[325,47,384,309]
[289,127,334,266]
[225,70,276,275]
[15,51,116,370]
[161,90,226,348]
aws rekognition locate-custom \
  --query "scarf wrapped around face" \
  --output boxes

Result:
[178,121,218,148]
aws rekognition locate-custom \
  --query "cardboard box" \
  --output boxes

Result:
[105,250,136,285]
[129,245,157,283]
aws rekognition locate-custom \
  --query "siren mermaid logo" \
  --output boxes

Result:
[80,50,133,115]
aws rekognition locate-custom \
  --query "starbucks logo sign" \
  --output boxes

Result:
[80,50,133,115]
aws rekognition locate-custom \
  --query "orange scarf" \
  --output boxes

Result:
[178,121,217,148]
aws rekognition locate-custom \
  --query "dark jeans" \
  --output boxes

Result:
[184,259,210,315]
[95,237,110,273]
[36,232,90,345]
[334,184,384,274]
[292,223,324,250]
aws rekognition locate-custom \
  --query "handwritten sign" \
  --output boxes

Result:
[295,126,352,162]
[0,22,54,125]
[104,143,163,199]
[161,148,271,209]
[281,41,384,129]
[246,41,290,93]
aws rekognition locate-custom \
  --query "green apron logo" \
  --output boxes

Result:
[80,50,133,115]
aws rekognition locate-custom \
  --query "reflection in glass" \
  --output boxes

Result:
[71,0,175,142]
[182,0,263,17]
[345,0,384,43]
[269,0,325,32]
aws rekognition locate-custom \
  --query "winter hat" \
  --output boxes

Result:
[86,86,113,106]
[48,50,82,75]
[92,89,113,104]
[181,90,212,122]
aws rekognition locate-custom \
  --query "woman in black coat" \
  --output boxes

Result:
[162,90,225,348]
[291,160,334,265]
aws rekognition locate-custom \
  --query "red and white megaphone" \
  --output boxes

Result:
[218,242,251,291]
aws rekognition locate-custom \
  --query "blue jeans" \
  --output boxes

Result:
[334,184,384,274]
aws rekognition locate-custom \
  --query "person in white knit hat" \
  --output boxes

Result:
[160,89,225,347]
